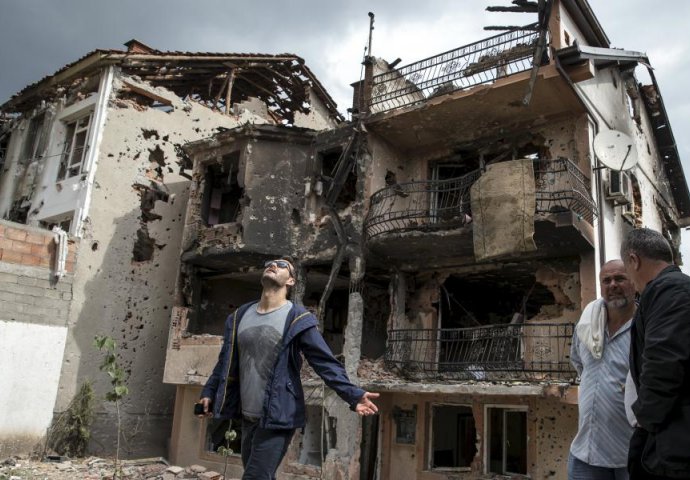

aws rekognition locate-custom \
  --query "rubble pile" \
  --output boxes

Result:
[357,357,400,381]
[0,456,239,480]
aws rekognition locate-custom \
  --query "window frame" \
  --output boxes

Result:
[57,113,92,182]
[427,402,476,473]
[483,404,529,476]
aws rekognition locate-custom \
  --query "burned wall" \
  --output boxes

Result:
[397,259,581,331]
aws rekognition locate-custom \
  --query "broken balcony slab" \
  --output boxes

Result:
[364,64,584,152]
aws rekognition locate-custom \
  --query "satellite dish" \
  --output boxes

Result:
[593,129,638,171]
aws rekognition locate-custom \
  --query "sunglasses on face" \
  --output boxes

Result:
[264,260,294,276]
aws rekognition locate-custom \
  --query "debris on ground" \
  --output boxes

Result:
[0,455,239,480]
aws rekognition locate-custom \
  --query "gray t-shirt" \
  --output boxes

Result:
[237,301,292,419]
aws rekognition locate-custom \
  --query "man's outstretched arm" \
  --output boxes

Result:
[299,325,379,413]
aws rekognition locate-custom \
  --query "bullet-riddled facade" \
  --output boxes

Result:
[0,40,340,457]
[163,1,689,479]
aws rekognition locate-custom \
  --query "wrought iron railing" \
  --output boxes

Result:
[364,169,481,239]
[385,323,576,382]
[534,157,597,224]
[364,158,596,239]
[370,25,542,113]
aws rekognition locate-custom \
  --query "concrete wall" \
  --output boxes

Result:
[52,71,263,458]
[0,221,75,456]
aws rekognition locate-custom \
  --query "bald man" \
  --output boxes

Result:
[568,260,637,480]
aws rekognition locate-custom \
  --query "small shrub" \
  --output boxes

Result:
[46,380,95,457]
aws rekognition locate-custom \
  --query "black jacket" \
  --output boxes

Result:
[630,265,690,477]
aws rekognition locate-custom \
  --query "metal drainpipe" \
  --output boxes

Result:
[554,55,607,267]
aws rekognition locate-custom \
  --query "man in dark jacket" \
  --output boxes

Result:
[197,257,379,479]
[620,228,690,479]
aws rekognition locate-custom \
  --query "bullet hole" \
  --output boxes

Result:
[91,241,99,251]
[141,128,160,140]
[162,135,169,142]
[385,170,397,186]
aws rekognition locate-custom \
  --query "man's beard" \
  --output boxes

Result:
[607,297,629,309]
[261,274,281,289]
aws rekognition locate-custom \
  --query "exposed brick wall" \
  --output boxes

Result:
[0,222,77,272]
[0,221,77,326]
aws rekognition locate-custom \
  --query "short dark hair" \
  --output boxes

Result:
[620,228,673,263]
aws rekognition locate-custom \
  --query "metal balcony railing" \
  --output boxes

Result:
[364,157,596,240]
[385,323,576,382]
[370,25,542,113]
[534,157,597,224]
[365,169,481,239]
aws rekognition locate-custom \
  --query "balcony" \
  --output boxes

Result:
[385,323,576,383]
[364,27,584,151]
[365,168,481,238]
[364,158,596,265]
[370,26,541,114]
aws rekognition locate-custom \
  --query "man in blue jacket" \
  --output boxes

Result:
[198,257,379,479]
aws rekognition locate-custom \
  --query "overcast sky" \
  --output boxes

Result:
[1,0,689,264]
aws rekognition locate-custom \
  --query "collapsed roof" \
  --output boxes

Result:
[0,39,343,125]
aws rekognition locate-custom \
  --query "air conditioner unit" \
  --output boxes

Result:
[606,169,633,205]
[621,199,636,223]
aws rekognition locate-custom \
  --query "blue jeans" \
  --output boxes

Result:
[568,453,628,480]
[241,418,295,480]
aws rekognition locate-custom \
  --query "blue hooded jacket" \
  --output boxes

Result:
[200,301,365,429]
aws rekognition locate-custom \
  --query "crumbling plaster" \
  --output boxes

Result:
[390,260,580,333]
[377,392,577,480]
[574,65,679,264]
[553,0,591,50]
[54,70,298,456]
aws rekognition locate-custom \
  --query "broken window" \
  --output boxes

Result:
[0,133,10,173]
[437,272,555,375]
[486,407,527,476]
[57,114,92,181]
[303,272,349,355]
[440,273,553,329]
[322,288,348,356]
[201,152,243,226]
[188,275,261,335]
[21,112,46,164]
[205,418,241,456]
[319,147,356,210]
[39,214,73,235]
[429,162,475,225]
[393,406,416,444]
[361,282,390,359]
[430,404,476,470]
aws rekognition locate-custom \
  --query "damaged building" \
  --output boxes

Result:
[1,0,688,478]
[162,1,689,479]
[0,40,340,456]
